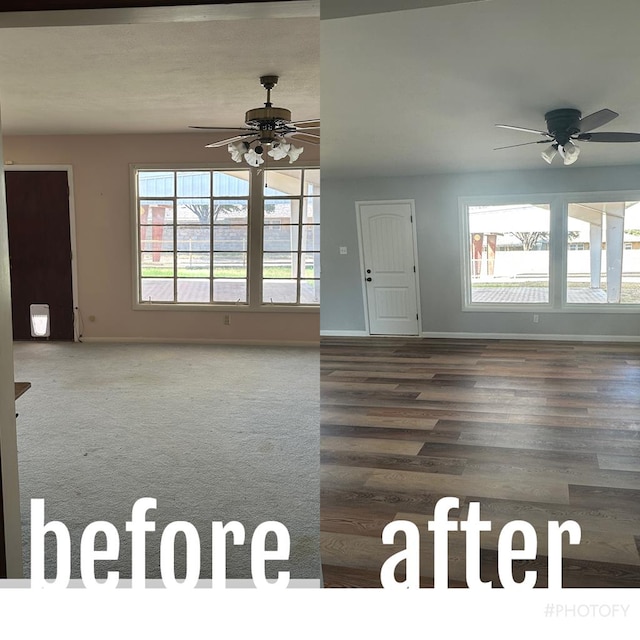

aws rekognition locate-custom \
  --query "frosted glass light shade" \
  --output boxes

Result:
[561,141,580,165]
[541,144,558,164]
[228,140,249,163]
[268,141,291,160]
[286,144,304,163]
[244,148,265,167]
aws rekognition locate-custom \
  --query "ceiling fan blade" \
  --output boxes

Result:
[494,140,550,150]
[495,123,550,136]
[290,119,320,129]
[576,131,640,142]
[578,108,619,133]
[205,134,257,148]
[190,126,255,132]
[287,132,320,145]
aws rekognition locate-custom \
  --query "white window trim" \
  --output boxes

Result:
[459,194,556,312]
[459,191,640,314]
[130,163,319,313]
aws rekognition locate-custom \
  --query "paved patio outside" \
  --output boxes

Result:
[471,286,608,304]
[140,278,319,304]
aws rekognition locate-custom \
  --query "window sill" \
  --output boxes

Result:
[463,303,640,314]
[133,302,319,313]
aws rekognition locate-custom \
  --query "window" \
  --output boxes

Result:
[566,200,640,305]
[262,168,320,305]
[461,194,640,311]
[466,203,551,306]
[134,166,319,308]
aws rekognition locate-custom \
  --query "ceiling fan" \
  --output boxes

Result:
[495,108,640,165]
[189,75,319,167]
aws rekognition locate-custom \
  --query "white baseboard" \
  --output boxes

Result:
[320,330,369,337]
[79,337,319,347]
[420,331,640,343]
[319,330,640,343]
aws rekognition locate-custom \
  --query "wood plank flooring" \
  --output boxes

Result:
[320,337,640,588]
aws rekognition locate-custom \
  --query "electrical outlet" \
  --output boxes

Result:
[533,314,539,323]
[224,314,231,325]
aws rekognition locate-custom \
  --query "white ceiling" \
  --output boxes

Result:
[0,1,319,136]
[321,0,640,178]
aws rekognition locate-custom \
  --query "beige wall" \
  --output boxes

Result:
[3,133,320,345]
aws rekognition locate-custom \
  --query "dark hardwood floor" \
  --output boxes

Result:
[320,337,640,588]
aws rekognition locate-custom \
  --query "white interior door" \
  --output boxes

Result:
[357,201,420,335]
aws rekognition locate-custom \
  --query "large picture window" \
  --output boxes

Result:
[134,166,319,309]
[467,203,550,305]
[461,193,640,311]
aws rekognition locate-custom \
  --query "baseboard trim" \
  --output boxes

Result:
[320,330,369,337]
[420,331,640,343]
[319,330,640,343]
[79,337,319,347]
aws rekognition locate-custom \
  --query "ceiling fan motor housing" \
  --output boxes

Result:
[245,73,293,136]
[245,106,293,146]
[245,106,292,129]
[544,108,581,145]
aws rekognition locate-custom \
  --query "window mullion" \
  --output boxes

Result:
[136,188,142,303]
[209,171,216,304]
[297,214,303,303]
[210,173,215,303]
[551,196,567,308]
[248,169,264,309]
[297,186,304,303]
[173,172,178,303]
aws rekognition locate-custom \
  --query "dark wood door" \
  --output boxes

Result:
[5,171,74,341]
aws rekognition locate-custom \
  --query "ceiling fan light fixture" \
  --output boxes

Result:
[244,147,264,167]
[286,143,304,163]
[560,140,580,165]
[541,144,558,164]
[195,76,318,167]
[228,140,249,163]
[267,140,291,161]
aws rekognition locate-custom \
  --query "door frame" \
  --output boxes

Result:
[355,199,422,336]
[5,165,79,342]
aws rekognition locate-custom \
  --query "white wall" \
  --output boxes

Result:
[321,164,640,339]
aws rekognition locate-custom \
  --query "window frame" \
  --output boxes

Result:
[261,167,320,306]
[459,190,640,314]
[130,163,320,313]
[459,194,558,313]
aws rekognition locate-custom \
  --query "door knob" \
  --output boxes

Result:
[366,277,372,282]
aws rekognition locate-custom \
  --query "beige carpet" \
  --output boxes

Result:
[12,341,320,584]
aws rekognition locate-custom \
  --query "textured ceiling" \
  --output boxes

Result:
[321,0,640,178]
[0,1,319,136]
